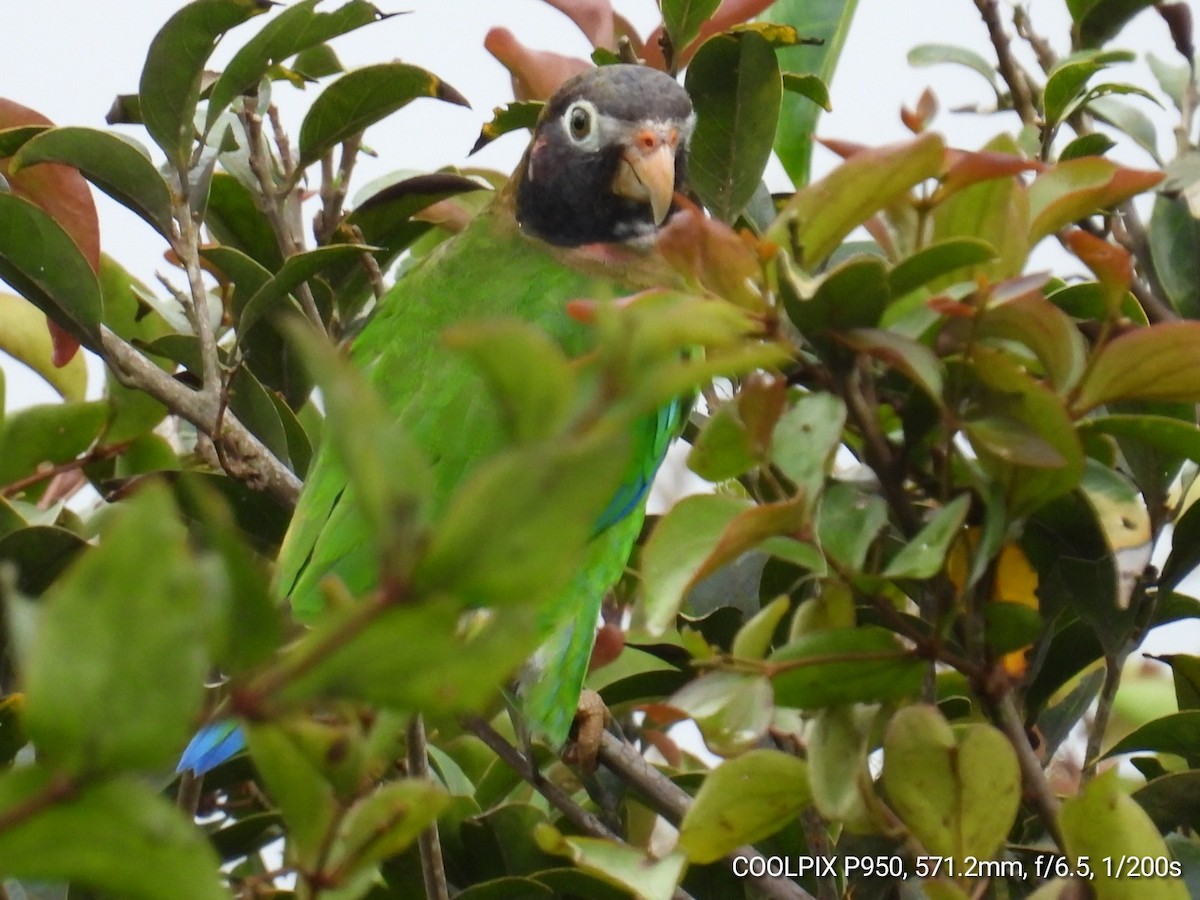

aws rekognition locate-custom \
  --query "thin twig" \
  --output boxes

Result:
[986,691,1064,848]
[240,98,326,333]
[100,326,301,506]
[974,0,1038,126]
[1082,651,1126,782]
[0,442,128,499]
[171,193,223,397]
[596,732,815,900]
[407,715,449,900]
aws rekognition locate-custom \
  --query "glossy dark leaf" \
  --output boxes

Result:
[1067,0,1158,48]
[12,127,173,236]
[205,0,388,132]
[686,31,781,222]
[887,237,996,297]
[769,0,860,185]
[298,62,468,168]
[470,100,542,154]
[139,0,270,166]
[661,0,721,61]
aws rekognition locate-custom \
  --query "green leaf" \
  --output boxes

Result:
[839,328,945,404]
[781,72,830,111]
[329,779,450,875]
[1059,768,1189,899]
[977,294,1088,393]
[1060,132,1117,161]
[1043,50,1133,127]
[687,401,758,482]
[966,346,1084,516]
[0,293,87,401]
[685,31,782,222]
[298,62,468,168]
[1148,52,1189,112]
[882,706,1020,865]
[1089,95,1161,162]
[775,132,945,268]
[768,626,924,707]
[0,194,103,349]
[808,705,876,831]
[1102,710,1200,764]
[641,493,752,635]
[11,128,174,236]
[678,749,810,863]
[661,0,720,59]
[203,172,285,270]
[1133,771,1200,834]
[139,0,270,167]
[535,824,687,900]
[1083,414,1200,471]
[816,480,888,571]
[237,243,369,334]
[768,0,860,185]
[883,495,970,578]
[244,720,339,860]
[0,402,108,498]
[20,484,206,772]
[887,237,997,297]
[0,768,226,900]
[205,0,388,132]
[1154,654,1200,711]
[930,134,1030,283]
[1068,0,1158,48]
[782,254,890,336]
[907,43,1000,93]
[470,101,543,154]
[1149,195,1200,318]
[771,391,846,498]
[666,671,774,757]
[731,595,791,660]
[1075,323,1200,412]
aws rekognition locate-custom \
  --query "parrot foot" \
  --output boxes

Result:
[563,689,609,774]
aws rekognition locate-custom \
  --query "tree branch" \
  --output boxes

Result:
[985,690,1064,848]
[974,0,1038,126]
[100,326,301,506]
[596,732,815,900]
[407,715,449,900]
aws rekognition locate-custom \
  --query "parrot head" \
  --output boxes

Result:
[515,64,695,248]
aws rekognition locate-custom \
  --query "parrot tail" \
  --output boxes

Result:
[177,720,245,776]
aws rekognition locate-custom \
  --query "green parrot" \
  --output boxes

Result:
[179,63,695,775]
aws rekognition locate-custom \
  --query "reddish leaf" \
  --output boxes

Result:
[643,0,777,69]
[901,87,938,133]
[1028,158,1163,242]
[485,28,591,101]
[539,0,616,49]
[656,199,765,309]
[1063,229,1133,310]
[935,148,1044,201]
[0,99,100,366]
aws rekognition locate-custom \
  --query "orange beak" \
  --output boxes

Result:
[612,126,680,225]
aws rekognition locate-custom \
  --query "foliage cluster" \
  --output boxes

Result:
[1,0,1199,898]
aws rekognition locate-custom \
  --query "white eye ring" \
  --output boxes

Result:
[563,100,598,147]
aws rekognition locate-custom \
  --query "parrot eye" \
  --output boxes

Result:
[565,102,595,144]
